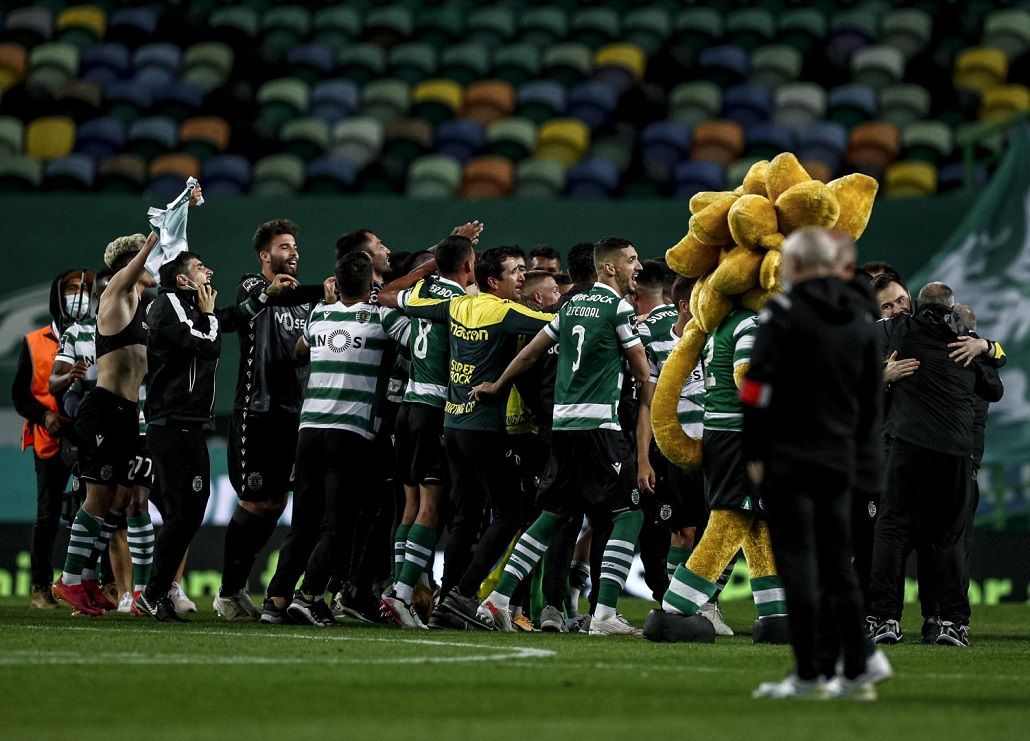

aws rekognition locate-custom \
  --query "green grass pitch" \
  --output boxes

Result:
[1,597,1027,740]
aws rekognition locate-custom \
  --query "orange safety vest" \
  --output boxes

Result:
[20,325,61,459]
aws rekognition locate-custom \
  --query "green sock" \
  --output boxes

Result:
[393,523,411,582]
[62,508,102,586]
[662,565,718,616]
[82,515,117,582]
[596,510,644,613]
[395,524,438,602]
[495,511,562,599]
[751,575,787,618]
[127,514,154,592]
[666,544,693,578]
[713,556,737,596]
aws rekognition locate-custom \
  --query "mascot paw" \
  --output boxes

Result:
[643,609,717,644]
[752,615,791,645]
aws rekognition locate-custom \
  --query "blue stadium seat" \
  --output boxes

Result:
[104,78,153,121]
[107,7,158,46]
[287,44,335,85]
[516,80,567,124]
[309,80,360,124]
[797,121,849,173]
[44,153,94,190]
[202,154,252,195]
[434,119,485,163]
[697,45,749,87]
[673,160,725,199]
[565,157,619,198]
[127,116,177,160]
[721,84,773,127]
[827,83,878,129]
[133,44,181,78]
[745,122,798,160]
[566,80,619,131]
[80,43,130,85]
[641,120,692,182]
[75,116,125,160]
[306,156,357,193]
[151,81,204,121]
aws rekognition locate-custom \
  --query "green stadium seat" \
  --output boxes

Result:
[486,117,537,162]
[209,6,259,52]
[364,6,415,47]
[0,43,28,92]
[407,154,462,198]
[0,116,25,157]
[543,43,593,87]
[491,43,541,86]
[27,42,79,92]
[331,116,383,168]
[25,115,75,160]
[279,117,330,161]
[571,7,620,50]
[750,45,803,88]
[725,8,775,51]
[589,124,635,173]
[901,121,954,165]
[338,45,387,87]
[254,153,305,195]
[516,157,565,198]
[467,7,516,46]
[362,78,411,124]
[980,84,1030,123]
[520,7,567,47]
[675,8,724,50]
[441,43,491,87]
[669,81,721,126]
[623,7,671,55]
[418,6,464,49]
[0,155,44,191]
[261,7,312,61]
[313,6,362,50]
[691,120,745,166]
[97,153,145,192]
[389,42,439,85]
[880,84,931,127]
[182,42,234,93]
[55,5,106,50]
[885,161,937,196]
[881,9,932,60]
[983,8,1030,60]
[257,78,309,131]
[535,118,590,167]
[953,47,1007,94]
[852,46,906,91]
[411,79,464,125]
[773,83,827,131]
[829,7,879,41]
[777,8,826,54]
[464,81,515,127]
[460,155,515,198]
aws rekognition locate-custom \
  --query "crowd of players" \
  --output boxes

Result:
[14,182,1005,695]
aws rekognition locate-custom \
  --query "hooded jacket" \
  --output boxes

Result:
[741,276,884,476]
[145,285,221,426]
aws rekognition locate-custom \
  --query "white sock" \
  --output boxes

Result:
[487,591,510,611]
[394,582,413,603]
[594,604,616,621]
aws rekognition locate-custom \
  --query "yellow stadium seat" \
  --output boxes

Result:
[885,161,937,197]
[412,79,463,113]
[953,47,1007,93]
[25,115,75,160]
[56,5,107,41]
[979,84,1030,123]
[594,43,646,80]
[535,118,590,167]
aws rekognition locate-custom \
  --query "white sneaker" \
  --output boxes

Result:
[826,675,877,701]
[589,613,640,636]
[380,595,428,630]
[699,601,734,636]
[213,590,259,621]
[477,598,514,632]
[116,592,133,613]
[834,648,894,685]
[168,582,197,612]
[752,675,828,699]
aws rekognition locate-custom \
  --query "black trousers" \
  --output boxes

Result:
[441,428,523,597]
[869,438,972,624]
[268,428,372,600]
[336,432,393,593]
[765,462,869,681]
[146,424,210,598]
[31,453,70,586]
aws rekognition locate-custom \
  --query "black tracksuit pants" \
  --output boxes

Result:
[31,453,70,586]
[869,438,972,625]
[765,462,869,681]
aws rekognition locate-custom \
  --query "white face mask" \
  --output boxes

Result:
[63,294,89,321]
[180,277,201,292]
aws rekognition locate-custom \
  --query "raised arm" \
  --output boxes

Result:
[378,258,438,308]
[469,328,556,400]
[107,231,158,296]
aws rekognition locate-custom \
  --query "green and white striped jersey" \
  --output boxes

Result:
[55,318,99,390]
[300,301,410,439]
[544,282,640,431]
[640,306,705,439]
[399,276,466,408]
[701,309,757,432]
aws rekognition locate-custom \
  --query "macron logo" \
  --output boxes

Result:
[96,435,104,446]
[612,462,622,474]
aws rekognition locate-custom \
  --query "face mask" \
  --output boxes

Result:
[63,294,89,321]
[180,277,201,292]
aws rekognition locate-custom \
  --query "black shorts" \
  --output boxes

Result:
[74,387,138,487]
[395,401,445,486]
[127,436,155,491]
[702,429,761,514]
[660,464,708,531]
[536,429,640,518]
[227,409,298,501]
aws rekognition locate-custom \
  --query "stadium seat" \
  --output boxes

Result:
[520,6,568,47]
[80,43,129,85]
[389,42,439,85]
[826,7,878,66]
[491,43,541,86]
[463,81,515,127]
[434,118,485,163]
[75,116,125,160]
[515,157,566,198]
[179,116,231,158]
[286,44,335,86]
[256,78,309,132]
[697,45,749,87]
[885,161,937,196]
[55,5,106,49]
[331,116,383,169]
[516,80,567,124]
[305,157,357,193]
[202,154,252,195]
[669,81,721,126]
[54,80,102,120]
[953,48,1008,94]
[103,78,153,122]
[725,8,775,51]
[44,153,94,190]
[127,116,177,160]
[745,122,798,161]
[251,154,304,195]
[623,7,671,55]
[310,79,360,124]
[900,121,954,165]
[182,42,234,93]
[594,43,646,93]
[543,43,593,87]
[96,153,145,191]
[148,153,201,197]
[338,44,387,86]
[0,155,44,191]
[26,115,75,160]
[441,43,491,87]
[673,160,725,199]
[847,122,901,170]
[566,80,619,130]
[797,121,848,173]
[980,85,1030,123]
[209,6,259,50]
[151,81,205,122]
[773,82,827,132]
[261,7,312,61]
[750,45,803,88]
[827,84,878,129]
[726,157,763,190]
[881,9,932,60]
[571,7,620,50]
[134,44,181,79]
[0,43,28,91]
[313,6,361,50]
[691,120,745,166]
[876,84,930,127]
[0,116,25,158]
[799,159,833,183]
[777,8,826,55]
[363,6,414,48]
[588,123,636,174]
[721,84,773,127]
[27,41,79,91]
[982,8,1030,60]
[675,8,724,51]
[418,6,464,49]
[535,118,590,167]
[411,79,463,126]
[467,7,515,47]
[407,154,462,198]
[641,120,692,182]
[361,78,411,124]
[460,155,515,198]
[565,158,620,198]
[852,46,906,91]
[106,7,158,47]
[486,117,536,162]
[3,7,53,48]
[382,118,433,186]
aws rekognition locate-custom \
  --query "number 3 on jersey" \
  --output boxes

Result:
[571,324,586,372]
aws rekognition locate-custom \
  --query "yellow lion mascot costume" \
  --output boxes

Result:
[643,153,877,643]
